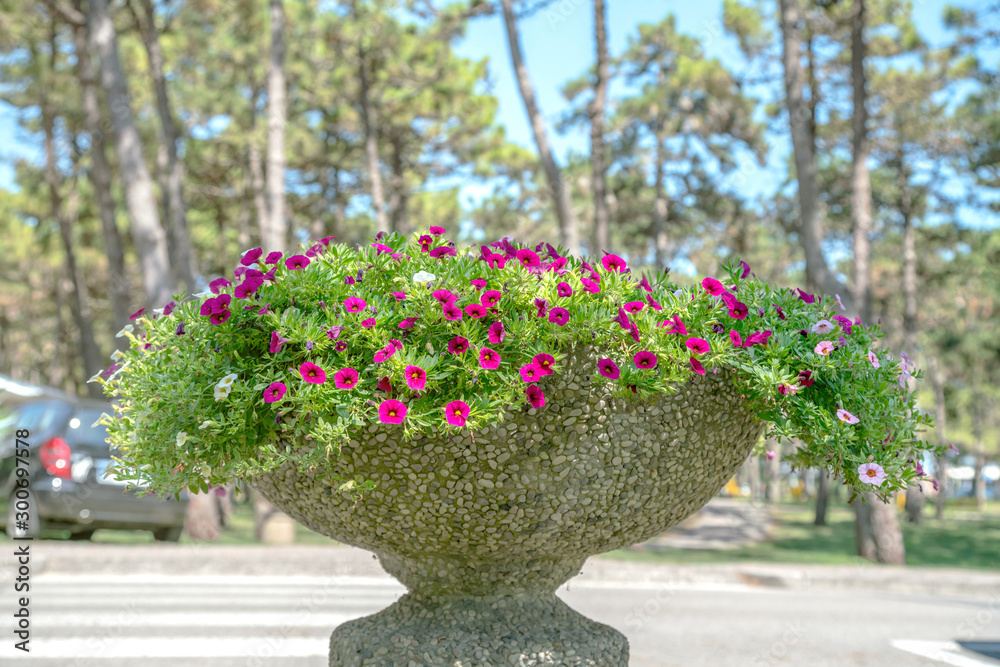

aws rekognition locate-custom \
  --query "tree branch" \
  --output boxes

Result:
[39,0,85,26]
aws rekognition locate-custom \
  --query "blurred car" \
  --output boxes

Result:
[0,392,188,540]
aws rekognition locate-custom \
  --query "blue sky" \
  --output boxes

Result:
[0,0,985,210]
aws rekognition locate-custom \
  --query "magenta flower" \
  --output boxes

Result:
[429,225,446,236]
[234,277,264,299]
[481,290,502,307]
[485,252,506,269]
[646,295,662,311]
[371,242,393,254]
[814,341,835,356]
[777,383,797,396]
[444,400,470,427]
[162,301,175,316]
[373,346,395,363]
[634,350,657,369]
[689,357,706,375]
[344,276,356,286]
[257,303,271,315]
[533,353,554,376]
[470,278,487,290]
[557,282,573,298]
[601,254,628,273]
[598,358,620,380]
[624,301,646,314]
[837,409,860,425]
[535,298,549,318]
[377,376,393,393]
[797,288,816,304]
[361,318,376,329]
[526,384,545,409]
[129,308,145,320]
[433,289,458,305]
[263,382,287,403]
[285,254,310,270]
[326,326,344,340]
[738,260,751,278]
[448,336,470,354]
[442,303,463,321]
[685,337,711,355]
[265,251,282,265]
[798,370,814,388]
[858,462,885,486]
[299,362,326,384]
[833,315,853,335]
[344,297,367,313]
[519,362,544,383]
[209,277,231,294]
[429,246,457,259]
[637,274,653,293]
[730,330,743,347]
[701,277,725,296]
[334,368,359,389]
[241,247,263,266]
[661,315,687,335]
[581,278,600,294]
[200,293,232,316]
[398,316,420,329]
[479,347,501,370]
[418,235,433,252]
[488,321,505,344]
[404,365,427,391]
[727,300,749,319]
[548,307,569,326]
[774,305,786,320]
[335,341,348,352]
[391,291,406,301]
[378,399,407,424]
[465,303,488,318]
[209,309,231,325]
[516,249,541,268]
[388,339,403,351]
[270,330,290,354]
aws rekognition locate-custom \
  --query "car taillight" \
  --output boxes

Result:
[40,437,72,479]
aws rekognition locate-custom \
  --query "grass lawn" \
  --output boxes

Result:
[601,502,1000,571]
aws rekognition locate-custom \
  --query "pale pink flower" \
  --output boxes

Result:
[836,409,860,425]
[814,341,835,356]
[858,462,885,486]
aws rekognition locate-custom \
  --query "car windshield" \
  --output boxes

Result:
[63,407,111,450]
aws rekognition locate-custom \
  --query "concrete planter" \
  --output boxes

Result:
[254,346,762,666]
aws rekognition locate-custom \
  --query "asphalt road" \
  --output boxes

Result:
[2,571,999,667]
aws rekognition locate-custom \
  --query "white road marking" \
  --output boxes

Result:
[0,636,326,659]
[892,640,1000,667]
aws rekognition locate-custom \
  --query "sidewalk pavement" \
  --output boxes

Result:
[22,539,1000,600]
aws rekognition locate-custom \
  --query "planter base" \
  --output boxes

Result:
[329,591,628,667]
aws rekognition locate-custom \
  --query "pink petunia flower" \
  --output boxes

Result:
[429,246,457,259]
[858,462,885,486]
[701,277,726,296]
[479,347,501,370]
[624,301,646,314]
[774,305,786,320]
[637,274,653,293]
[581,278,601,294]
[130,308,144,320]
[344,297,367,313]
[481,290,502,307]
[738,260,751,278]
[405,365,427,391]
[398,316,420,329]
[377,376,392,393]
[371,242,393,254]
[299,362,326,384]
[210,309,232,325]
[162,301,175,316]
[448,336,470,354]
[646,294,662,311]
[326,326,344,340]
[209,277,231,294]
[378,399,407,424]
[685,337,711,355]
[270,331,291,354]
[661,315,687,335]
[241,248,263,266]
[443,400,469,427]
[418,235,433,252]
[835,294,846,311]
[488,321,505,344]
[442,303,463,321]
[470,278,487,290]
[516,249,541,268]
[814,341,835,356]
[388,339,403,351]
[265,251,283,265]
[777,383,798,396]
[634,350,658,369]
[797,288,816,304]
[465,303,488,318]
[598,358,619,379]
[867,350,881,368]
[263,382,287,403]
[812,319,836,335]
[548,307,569,326]
[334,368,359,389]
[235,277,264,299]
[361,318,376,329]
[520,362,544,383]
[689,357,706,375]
[391,291,406,301]
[601,254,628,273]
[837,409,860,425]
[798,370,815,388]
[766,450,776,461]
[730,330,743,347]
[373,346,395,363]
[833,316,853,335]
[727,300,749,319]
[628,322,641,344]
[557,282,573,298]
[526,384,545,409]
[535,298,549,318]
[533,353,554,376]
[433,289,458,305]
[429,225,446,236]
[285,255,310,270]
[335,341,347,352]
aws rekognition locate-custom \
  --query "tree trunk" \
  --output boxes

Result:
[132,0,197,291]
[928,356,948,520]
[357,50,388,235]
[388,133,409,235]
[855,493,905,564]
[500,0,579,256]
[184,491,221,541]
[590,0,609,255]
[814,468,829,526]
[972,395,986,512]
[248,83,269,245]
[88,0,173,308]
[778,0,844,303]
[766,447,782,503]
[850,0,872,325]
[40,36,103,398]
[653,129,669,270]
[262,0,287,253]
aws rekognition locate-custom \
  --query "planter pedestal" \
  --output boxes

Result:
[254,347,761,666]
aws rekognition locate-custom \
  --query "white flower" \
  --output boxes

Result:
[176,431,188,448]
[87,372,105,385]
[115,324,134,338]
[811,319,835,335]
[91,413,112,428]
[413,271,437,286]
[199,420,215,430]
[216,373,238,388]
[193,289,214,299]
[111,349,125,362]
[214,384,232,401]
